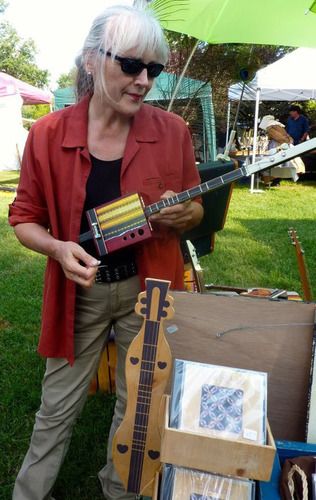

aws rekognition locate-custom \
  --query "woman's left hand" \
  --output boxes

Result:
[148,190,203,232]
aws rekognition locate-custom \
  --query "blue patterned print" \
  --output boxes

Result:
[199,384,243,434]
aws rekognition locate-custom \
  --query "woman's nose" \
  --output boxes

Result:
[135,68,150,86]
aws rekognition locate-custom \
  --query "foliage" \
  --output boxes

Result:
[165,30,292,124]
[22,104,51,126]
[0,0,8,13]
[301,101,316,126]
[0,8,49,88]
[56,67,77,89]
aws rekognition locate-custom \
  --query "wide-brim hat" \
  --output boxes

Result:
[259,115,285,130]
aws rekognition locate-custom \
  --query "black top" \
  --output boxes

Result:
[80,155,136,267]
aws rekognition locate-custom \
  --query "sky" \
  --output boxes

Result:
[4,0,134,88]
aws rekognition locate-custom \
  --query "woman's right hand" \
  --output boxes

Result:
[52,241,100,288]
[14,223,100,288]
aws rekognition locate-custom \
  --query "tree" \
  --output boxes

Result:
[56,67,77,89]
[165,30,291,124]
[0,4,49,88]
[0,0,8,13]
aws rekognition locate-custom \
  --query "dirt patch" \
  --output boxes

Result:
[0,317,10,330]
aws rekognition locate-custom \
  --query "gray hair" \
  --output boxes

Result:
[75,4,169,101]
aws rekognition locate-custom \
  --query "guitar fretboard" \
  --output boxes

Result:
[127,319,159,494]
[144,167,246,217]
[144,139,316,216]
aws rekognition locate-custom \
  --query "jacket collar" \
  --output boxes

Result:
[61,96,158,149]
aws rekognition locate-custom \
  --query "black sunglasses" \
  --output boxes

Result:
[101,49,164,78]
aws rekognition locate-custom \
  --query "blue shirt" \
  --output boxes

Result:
[286,115,309,145]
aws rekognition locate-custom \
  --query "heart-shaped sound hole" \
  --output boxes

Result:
[148,450,160,460]
[158,361,167,369]
[130,357,139,365]
[117,444,128,454]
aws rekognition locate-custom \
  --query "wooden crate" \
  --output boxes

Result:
[152,471,159,500]
[160,396,276,482]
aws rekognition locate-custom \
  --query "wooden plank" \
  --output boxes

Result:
[165,292,316,441]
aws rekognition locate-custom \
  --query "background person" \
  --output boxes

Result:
[286,104,309,145]
[259,114,305,186]
[8,5,203,500]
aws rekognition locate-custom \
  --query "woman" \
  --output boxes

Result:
[9,4,203,499]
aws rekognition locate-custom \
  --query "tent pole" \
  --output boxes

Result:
[250,87,261,193]
[167,39,199,112]
[226,100,231,146]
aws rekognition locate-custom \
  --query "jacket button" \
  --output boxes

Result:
[158,182,164,189]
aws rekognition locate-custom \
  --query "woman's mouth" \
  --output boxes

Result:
[127,93,143,102]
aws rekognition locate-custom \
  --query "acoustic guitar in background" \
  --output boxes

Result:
[288,228,313,302]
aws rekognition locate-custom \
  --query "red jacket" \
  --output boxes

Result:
[9,96,201,363]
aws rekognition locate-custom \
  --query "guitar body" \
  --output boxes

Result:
[86,193,153,256]
[112,278,174,496]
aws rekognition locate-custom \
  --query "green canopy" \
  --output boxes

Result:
[146,72,216,160]
[53,87,76,110]
[154,0,316,47]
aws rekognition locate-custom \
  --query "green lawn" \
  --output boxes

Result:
[0,171,20,189]
[201,180,316,298]
[0,175,315,499]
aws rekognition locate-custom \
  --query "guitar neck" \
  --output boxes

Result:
[127,319,160,494]
[144,138,316,217]
[289,229,313,302]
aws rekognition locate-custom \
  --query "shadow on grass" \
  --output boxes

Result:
[0,177,19,186]
[202,217,316,297]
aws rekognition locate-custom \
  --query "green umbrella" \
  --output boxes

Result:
[151,0,316,47]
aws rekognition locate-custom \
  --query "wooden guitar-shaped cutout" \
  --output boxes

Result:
[112,278,174,496]
[288,228,313,302]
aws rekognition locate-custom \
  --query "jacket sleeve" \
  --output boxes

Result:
[8,125,50,228]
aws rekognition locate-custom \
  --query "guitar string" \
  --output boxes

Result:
[129,322,158,492]
[132,330,158,491]
[128,320,160,492]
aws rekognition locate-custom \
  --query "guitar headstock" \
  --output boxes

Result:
[135,278,174,322]
[288,227,298,245]
[288,228,305,254]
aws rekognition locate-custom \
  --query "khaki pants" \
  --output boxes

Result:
[13,276,142,500]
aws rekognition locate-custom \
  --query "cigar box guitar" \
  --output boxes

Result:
[79,139,316,256]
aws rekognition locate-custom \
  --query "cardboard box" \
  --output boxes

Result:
[160,395,276,482]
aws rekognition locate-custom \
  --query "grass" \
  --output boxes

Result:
[201,179,316,298]
[0,190,116,500]
[0,171,20,190]
[0,173,315,498]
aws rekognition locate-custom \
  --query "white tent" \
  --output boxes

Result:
[227,48,316,191]
[229,48,316,102]
[0,73,53,171]
[0,94,28,171]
